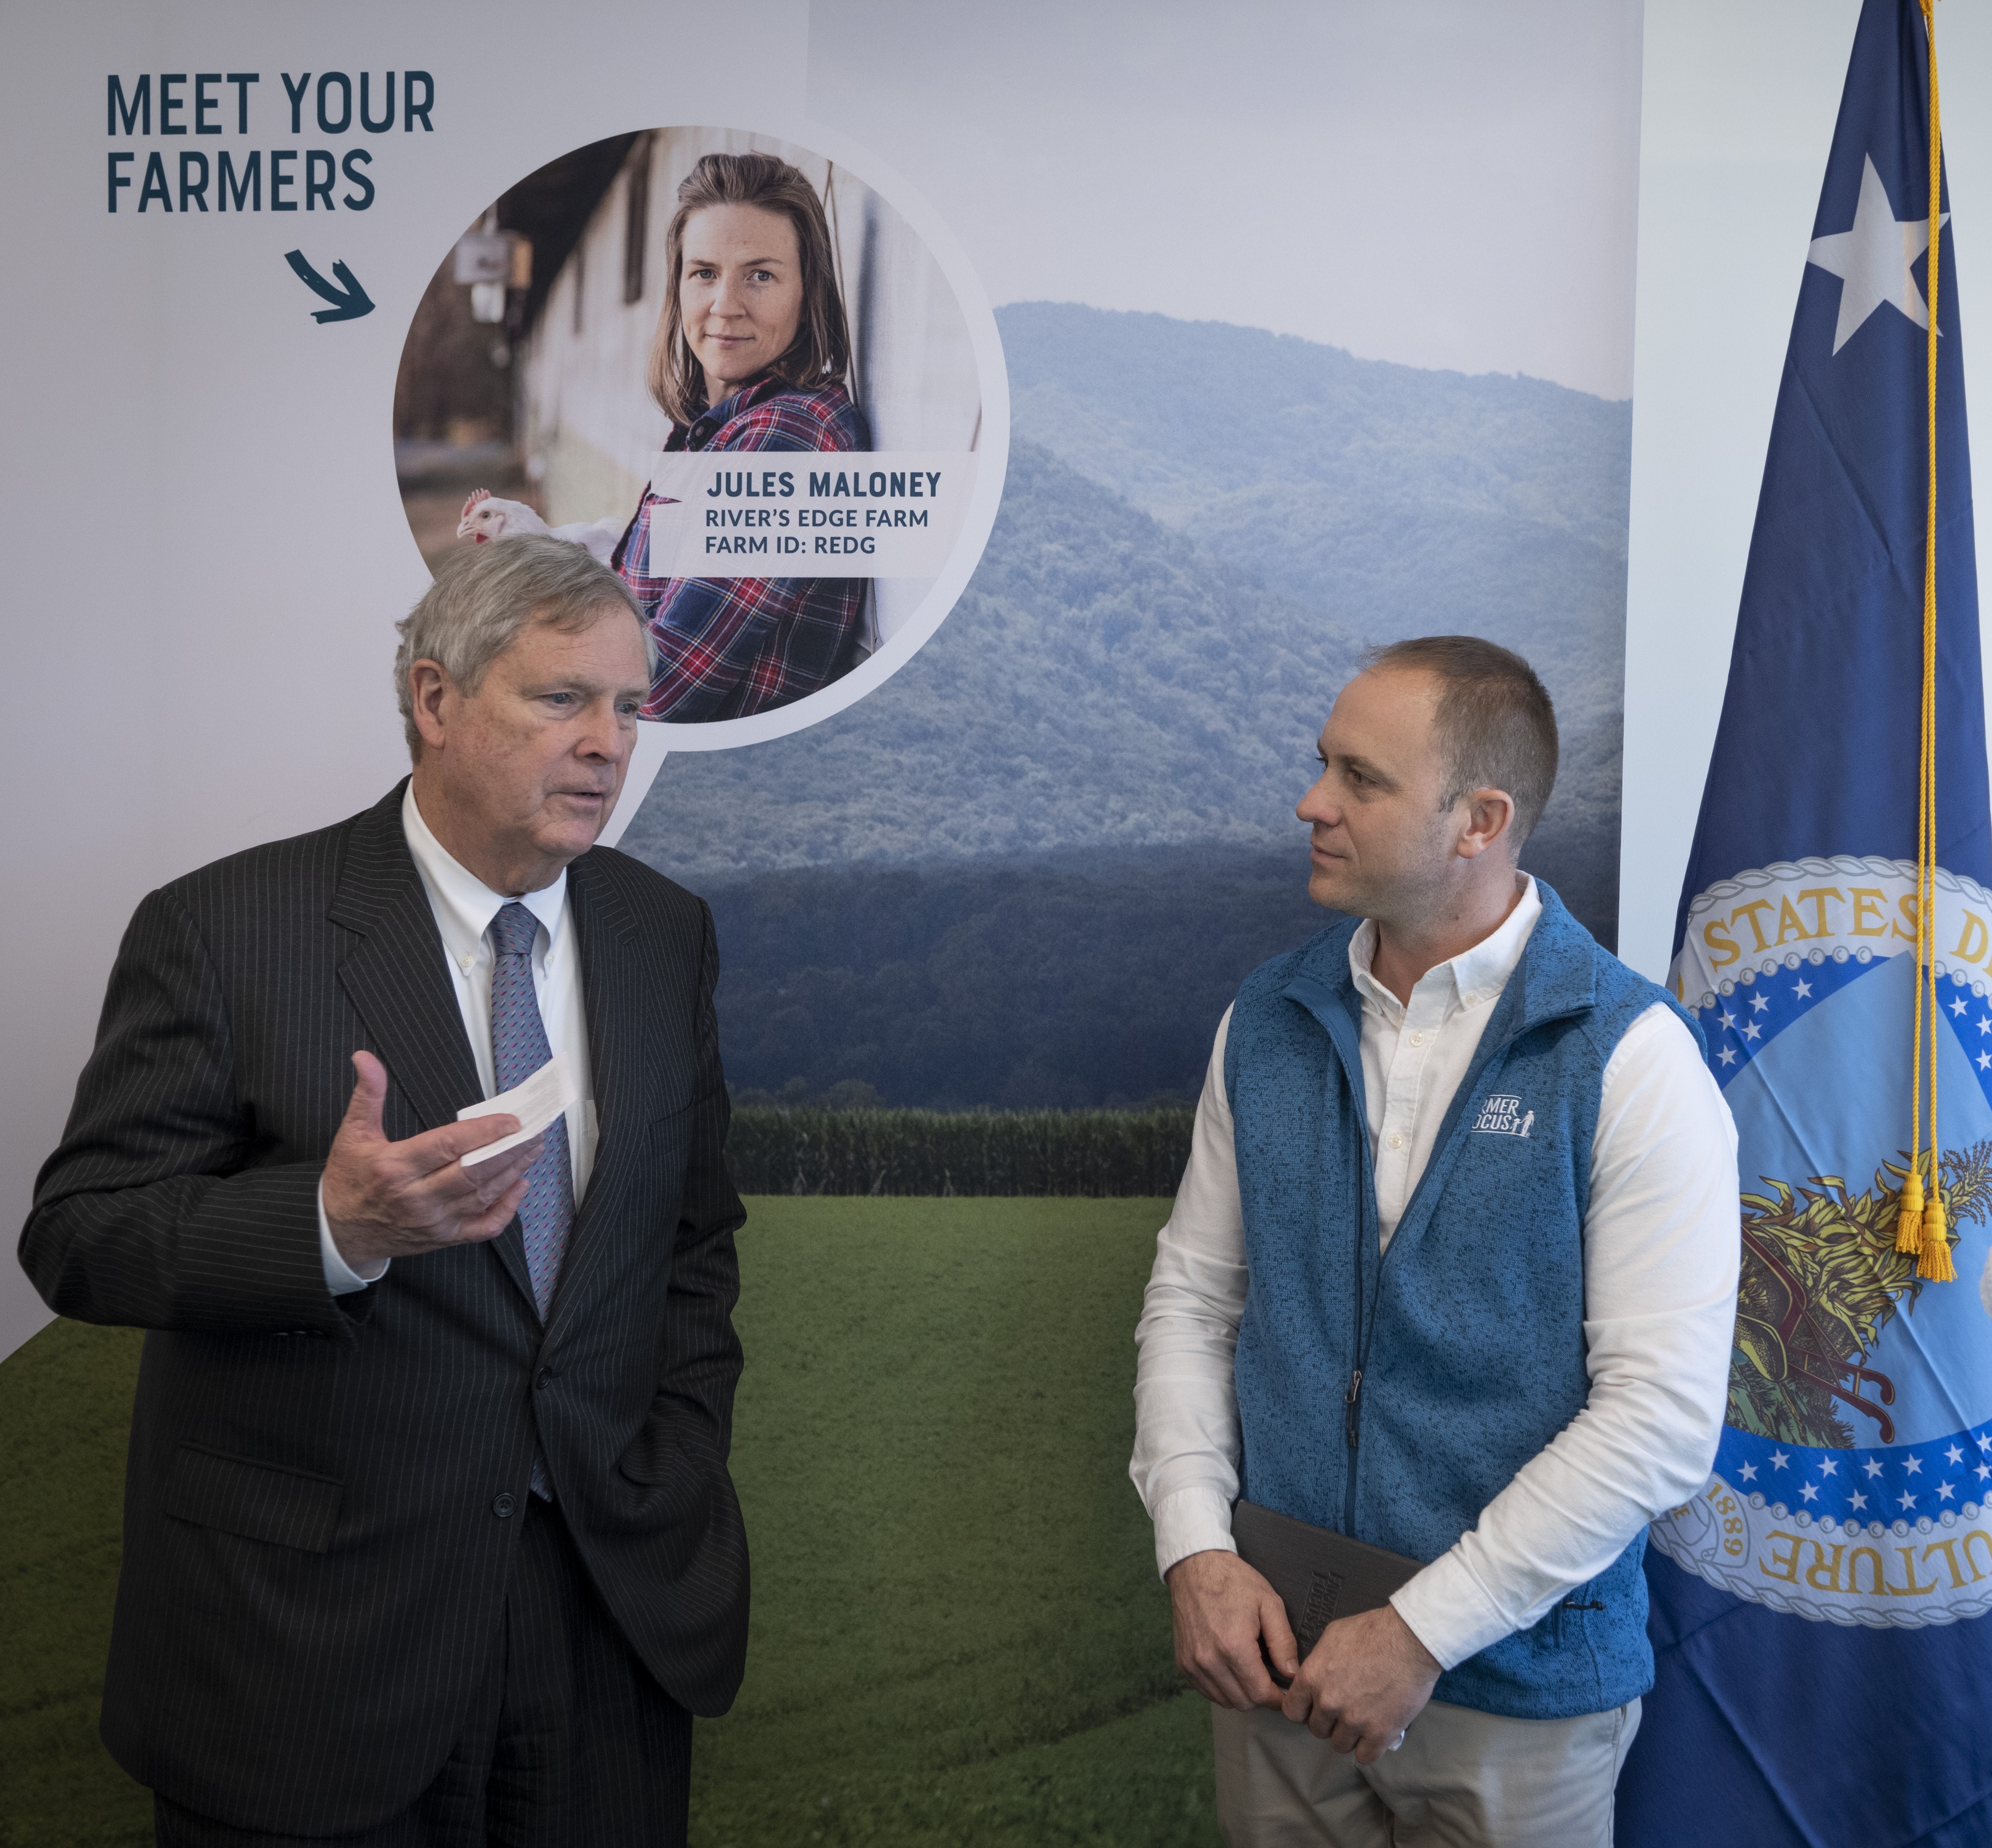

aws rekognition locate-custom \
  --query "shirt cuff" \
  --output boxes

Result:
[1388,1547,1513,1672]
[1152,1485,1238,1581]
[318,1179,389,1296]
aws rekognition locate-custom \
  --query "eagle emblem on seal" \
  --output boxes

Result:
[1728,1141,1992,1448]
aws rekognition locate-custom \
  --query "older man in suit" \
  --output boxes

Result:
[21,536,745,1847]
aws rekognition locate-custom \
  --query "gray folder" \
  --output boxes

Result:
[1231,1499,1422,1657]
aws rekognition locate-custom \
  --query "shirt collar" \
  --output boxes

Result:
[401,783,567,971]
[678,374,779,448]
[1347,875,1541,1018]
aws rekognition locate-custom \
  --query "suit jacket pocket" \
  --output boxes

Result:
[648,1098,694,1142]
[614,1405,720,1542]
[163,1443,343,1553]
[639,1100,695,1194]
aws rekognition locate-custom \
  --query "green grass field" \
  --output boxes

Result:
[0,1198,1219,1847]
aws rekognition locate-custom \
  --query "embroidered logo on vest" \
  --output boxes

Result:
[1472,1094,1534,1138]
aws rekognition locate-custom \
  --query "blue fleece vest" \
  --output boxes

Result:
[1224,883,1699,1720]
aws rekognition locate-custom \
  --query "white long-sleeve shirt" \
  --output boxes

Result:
[317,784,598,1294]
[1130,878,1741,1671]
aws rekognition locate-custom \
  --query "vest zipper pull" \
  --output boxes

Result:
[1345,1368,1363,1449]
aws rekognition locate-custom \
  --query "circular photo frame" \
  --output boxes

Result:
[392,121,1006,753]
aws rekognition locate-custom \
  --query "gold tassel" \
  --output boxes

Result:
[1896,1169,1926,1254]
[1920,1190,1958,1281]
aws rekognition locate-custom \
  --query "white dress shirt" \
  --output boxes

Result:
[318,786,598,1294]
[1129,877,1741,1670]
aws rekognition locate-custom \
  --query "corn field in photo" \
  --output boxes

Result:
[726,1106,1196,1198]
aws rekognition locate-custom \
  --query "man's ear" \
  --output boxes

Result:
[408,660,453,757]
[1455,787,1518,862]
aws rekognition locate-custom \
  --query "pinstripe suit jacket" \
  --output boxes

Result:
[19,784,748,1834]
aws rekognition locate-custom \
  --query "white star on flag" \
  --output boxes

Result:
[1952,996,1969,1016]
[1718,1047,1738,1067]
[1742,1022,1763,1042]
[1807,153,1947,355]
[1900,1490,1919,1510]
[1771,1450,1791,1470]
[1793,979,1812,999]
[1938,1481,1956,1501]
[1905,1455,1924,1474]
[1947,1443,1965,1465]
[1850,1490,1868,1511]
[1752,994,1771,1013]
[1819,1458,1838,1475]
[1800,1482,1820,1502]
[1865,1457,1885,1477]
[1739,1462,1758,1481]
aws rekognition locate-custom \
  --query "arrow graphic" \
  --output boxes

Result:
[283,250,374,324]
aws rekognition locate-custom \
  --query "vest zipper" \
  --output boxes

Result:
[1341,1018,1516,1536]
[1306,956,1594,1551]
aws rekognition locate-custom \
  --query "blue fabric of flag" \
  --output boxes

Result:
[1619,4,1992,1843]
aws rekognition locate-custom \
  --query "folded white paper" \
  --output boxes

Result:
[457,1055,578,1168]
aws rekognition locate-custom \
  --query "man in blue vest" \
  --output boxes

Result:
[1131,637,1739,1846]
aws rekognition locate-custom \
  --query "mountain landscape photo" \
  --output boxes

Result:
[619,303,1633,1108]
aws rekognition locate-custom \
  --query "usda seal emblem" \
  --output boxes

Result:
[1652,857,1992,1628]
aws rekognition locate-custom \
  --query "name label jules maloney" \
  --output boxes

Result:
[104,69,437,215]
[646,452,981,579]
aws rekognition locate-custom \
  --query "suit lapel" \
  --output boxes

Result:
[545,850,644,1335]
[329,784,539,1316]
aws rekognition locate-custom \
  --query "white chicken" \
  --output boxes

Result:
[456,489,625,566]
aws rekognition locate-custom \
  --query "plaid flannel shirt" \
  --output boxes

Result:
[613,377,868,723]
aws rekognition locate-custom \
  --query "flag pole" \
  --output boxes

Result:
[1903,0,1959,1280]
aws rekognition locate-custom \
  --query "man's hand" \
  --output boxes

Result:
[1281,1603,1441,1763]
[1165,1549,1300,1710]
[324,1051,546,1269]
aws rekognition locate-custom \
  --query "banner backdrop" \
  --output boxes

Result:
[0,4,1771,1841]
[0,0,1649,1358]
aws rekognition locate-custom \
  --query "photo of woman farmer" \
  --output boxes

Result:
[396,126,983,732]
[616,151,868,722]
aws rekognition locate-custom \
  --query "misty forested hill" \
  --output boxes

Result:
[1000,301,1632,737]
[621,307,1631,1105]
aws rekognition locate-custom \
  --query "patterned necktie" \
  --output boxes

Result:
[488,901,573,1321]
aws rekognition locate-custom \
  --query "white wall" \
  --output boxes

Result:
[1619,0,1992,978]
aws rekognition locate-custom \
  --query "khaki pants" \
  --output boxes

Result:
[1212,1695,1640,1848]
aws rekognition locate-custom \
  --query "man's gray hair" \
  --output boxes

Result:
[393,535,654,755]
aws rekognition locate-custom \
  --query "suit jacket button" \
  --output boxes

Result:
[534,1366,553,1390]
[492,1492,517,1518]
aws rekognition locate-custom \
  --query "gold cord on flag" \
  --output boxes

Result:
[1901,0,1958,1281]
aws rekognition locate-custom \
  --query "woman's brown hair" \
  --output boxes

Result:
[646,151,852,427]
